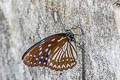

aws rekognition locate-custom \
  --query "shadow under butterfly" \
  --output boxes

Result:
[22,30,77,71]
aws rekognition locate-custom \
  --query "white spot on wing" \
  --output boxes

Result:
[45,57,48,60]
[57,37,66,42]
[39,51,42,55]
[39,47,42,51]
[50,63,53,66]
[45,48,48,52]
[71,62,76,66]
[58,65,61,68]
[66,59,68,61]
[43,62,46,64]
[36,58,38,60]
[48,59,50,63]
[39,62,41,64]
[48,44,52,47]
[34,55,36,57]
[41,56,43,59]
[48,50,51,55]
[51,38,55,41]
[53,65,56,68]
[67,64,70,67]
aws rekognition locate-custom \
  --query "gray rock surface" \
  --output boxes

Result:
[0,0,120,80]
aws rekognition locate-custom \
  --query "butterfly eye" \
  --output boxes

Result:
[22,30,77,71]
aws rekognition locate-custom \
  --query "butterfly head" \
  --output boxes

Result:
[65,30,75,42]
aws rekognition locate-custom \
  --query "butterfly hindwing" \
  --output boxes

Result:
[47,40,77,71]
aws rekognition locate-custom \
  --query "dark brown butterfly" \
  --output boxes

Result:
[22,30,77,71]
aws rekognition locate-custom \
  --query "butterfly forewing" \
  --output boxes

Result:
[22,31,77,71]
[22,34,67,67]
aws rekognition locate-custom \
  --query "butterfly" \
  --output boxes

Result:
[22,30,77,71]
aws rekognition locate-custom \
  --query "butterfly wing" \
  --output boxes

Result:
[22,33,67,67]
[22,33,77,71]
[47,38,77,71]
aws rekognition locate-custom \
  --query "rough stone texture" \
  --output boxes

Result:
[114,0,120,35]
[0,0,120,80]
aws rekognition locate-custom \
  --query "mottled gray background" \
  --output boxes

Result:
[0,0,120,80]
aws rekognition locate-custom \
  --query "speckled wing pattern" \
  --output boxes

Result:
[22,33,77,71]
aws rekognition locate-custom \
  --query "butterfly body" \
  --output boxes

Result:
[22,30,77,71]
